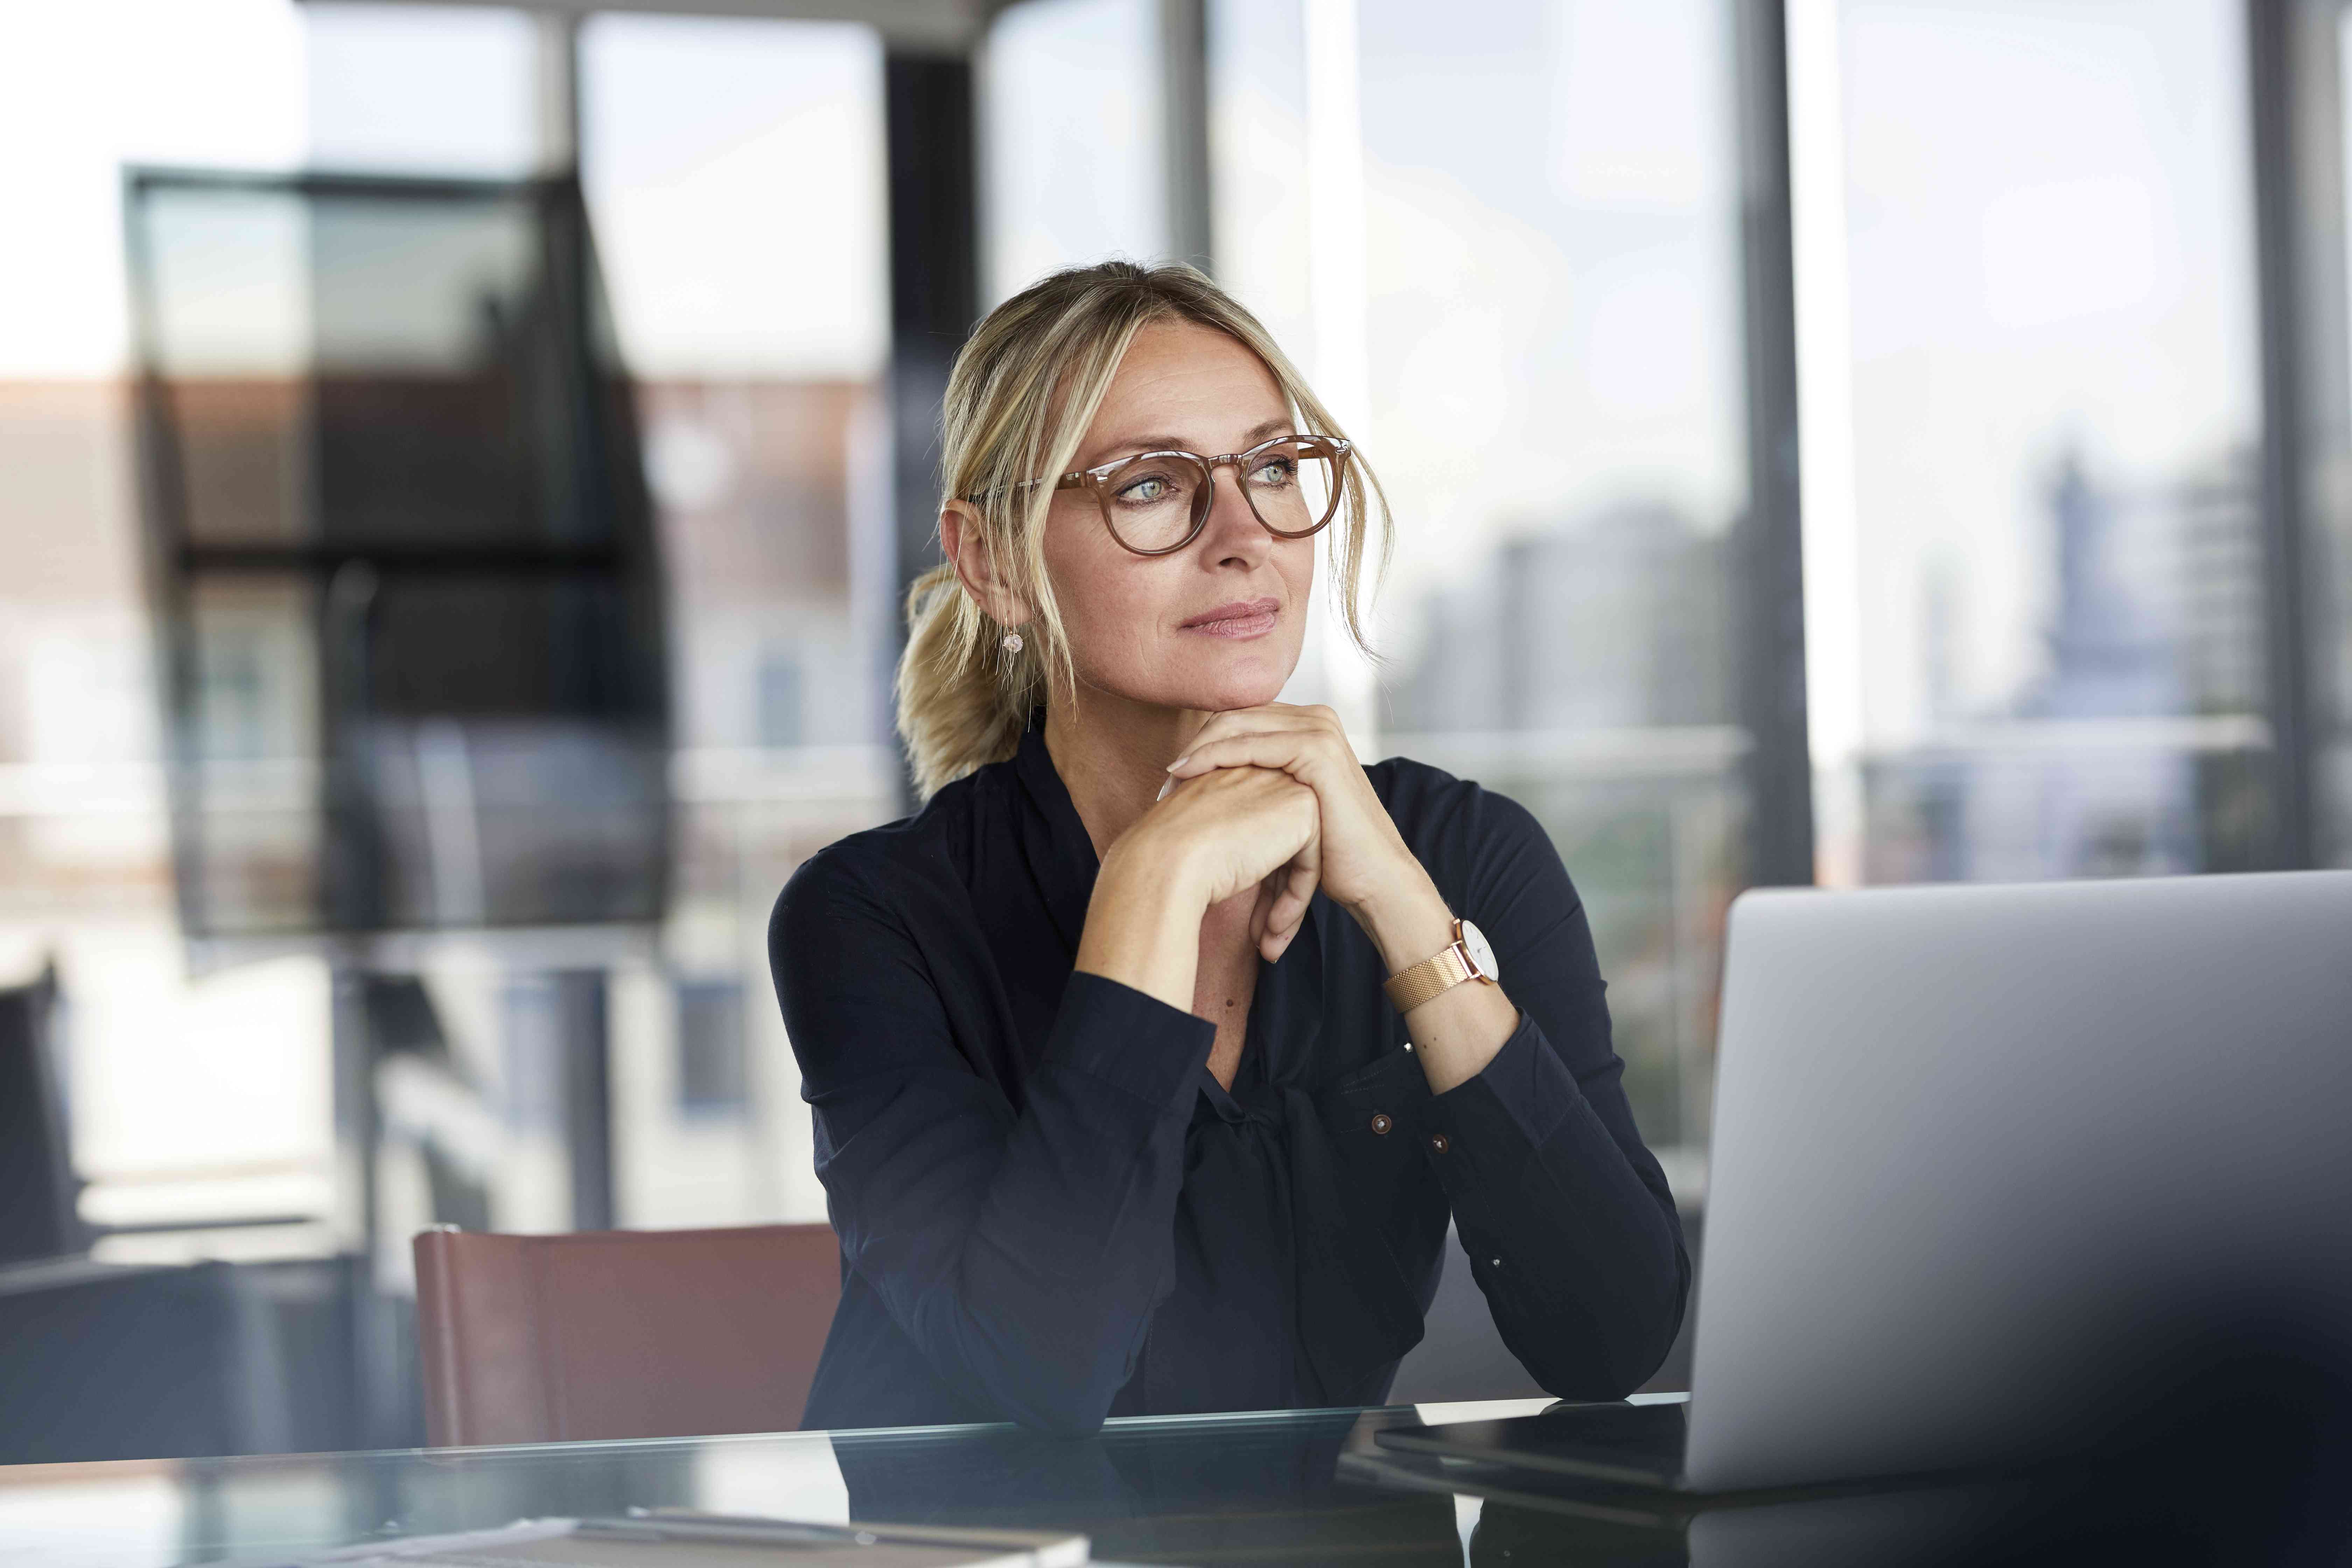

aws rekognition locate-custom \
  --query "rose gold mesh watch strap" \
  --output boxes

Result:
[1383,936,1475,1014]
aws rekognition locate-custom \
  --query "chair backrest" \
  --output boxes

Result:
[413,1223,840,1447]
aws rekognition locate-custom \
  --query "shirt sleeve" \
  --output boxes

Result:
[1407,780,1692,1398]
[769,848,1212,1436]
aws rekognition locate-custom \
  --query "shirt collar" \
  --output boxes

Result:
[1009,706,1100,955]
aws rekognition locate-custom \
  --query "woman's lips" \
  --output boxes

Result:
[1181,598,1281,639]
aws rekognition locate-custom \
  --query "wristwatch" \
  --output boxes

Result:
[1383,917,1500,1013]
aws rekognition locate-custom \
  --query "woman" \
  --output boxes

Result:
[771,261,1687,1436]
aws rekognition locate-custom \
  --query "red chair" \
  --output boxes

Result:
[413,1223,840,1447]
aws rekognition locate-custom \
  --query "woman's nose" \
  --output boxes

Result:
[1197,464,1269,561]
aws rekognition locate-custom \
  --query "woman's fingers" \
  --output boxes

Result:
[1156,758,1328,929]
[1247,869,1281,948]
[1167,707,1350,784]
[1167,728,1324,785]
[1175,703,1342,761]
[1260,836,1319,962]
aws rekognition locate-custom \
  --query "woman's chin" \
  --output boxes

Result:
[1109,639,1300,714]
[1178,676,1293,713]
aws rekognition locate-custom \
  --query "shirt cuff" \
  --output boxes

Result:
[1424,1009,1583,1158]
[1044,969,1215,1112]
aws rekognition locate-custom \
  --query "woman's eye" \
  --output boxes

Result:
[1115,474,1173,505]
[1250,458,1297,486]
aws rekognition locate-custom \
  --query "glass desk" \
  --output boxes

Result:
[0,1394,2239,1568]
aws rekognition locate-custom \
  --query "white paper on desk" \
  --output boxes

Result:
[272,1515,1088,1568]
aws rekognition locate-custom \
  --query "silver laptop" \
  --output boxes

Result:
[1380,870,2352,1495]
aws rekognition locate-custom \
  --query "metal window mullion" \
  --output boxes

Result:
[2246,0,2329,870]
[1162,0,1213,272]
[1732,0,1816,889]
[883,49,982,811]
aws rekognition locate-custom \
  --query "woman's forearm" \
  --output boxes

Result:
[1073,834,1211,1011]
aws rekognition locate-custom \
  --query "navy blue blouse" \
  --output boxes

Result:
[769,710,1688,1435]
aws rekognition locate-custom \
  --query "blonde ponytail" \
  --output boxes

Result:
[895,561,1042,799]
[894,261,1390,800]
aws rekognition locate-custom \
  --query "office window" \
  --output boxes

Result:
[581,13,889,762]
[303,3,542,177]
[1214,0,1750,1167]
[580,14,894,1227]
[0,1,319,1264]
[1812,0,2269,884]
[983,0,1168,303]
[1206,0,1310,352]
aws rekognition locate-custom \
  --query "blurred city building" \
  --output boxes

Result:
[1386,505,1739,1150]
[1866,447,2270,885]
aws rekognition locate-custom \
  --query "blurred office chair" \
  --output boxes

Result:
[0,1254,379,1462]
[0,966,86,1266]
[413,1223,839,1446]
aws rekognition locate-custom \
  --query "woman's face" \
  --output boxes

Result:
[1038,321,1315,714]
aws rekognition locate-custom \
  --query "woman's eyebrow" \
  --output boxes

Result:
[1092,435,1191,460]
[1083,419,1298,465]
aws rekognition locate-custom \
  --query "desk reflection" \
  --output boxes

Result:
[0,1402,1570,1567]
[835,1408,1457,1565]
[2,1391,2344,1568]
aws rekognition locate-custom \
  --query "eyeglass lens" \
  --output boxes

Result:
[1098,439,1339,554]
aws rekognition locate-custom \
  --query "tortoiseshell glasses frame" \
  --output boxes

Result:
[1048,433,1354,557]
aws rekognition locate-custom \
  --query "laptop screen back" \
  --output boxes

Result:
[1686,872,2352,1492]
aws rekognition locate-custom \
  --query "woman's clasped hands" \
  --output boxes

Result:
[1149,702,1428,964]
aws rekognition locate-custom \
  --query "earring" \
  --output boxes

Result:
[1000,630,1024,654]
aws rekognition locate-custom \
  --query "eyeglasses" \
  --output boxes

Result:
[1052,434,1352,557]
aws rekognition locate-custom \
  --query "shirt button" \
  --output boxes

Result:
[1429,1133,1450,1154]
[1369,1113,1393,1135]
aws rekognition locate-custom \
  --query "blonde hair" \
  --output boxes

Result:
[896,260,1390,799]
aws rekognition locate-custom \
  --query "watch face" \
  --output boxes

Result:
[1458,920,1498,981]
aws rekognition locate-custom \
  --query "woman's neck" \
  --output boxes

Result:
[1043,687,1214,862]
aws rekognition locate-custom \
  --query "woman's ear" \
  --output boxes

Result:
[940,501,1030,628]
